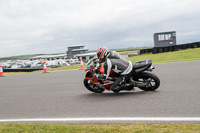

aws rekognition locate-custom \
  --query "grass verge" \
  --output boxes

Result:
[127,48,200,64]
[0,123,200,133]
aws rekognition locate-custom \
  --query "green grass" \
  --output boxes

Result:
[127,48,200,64]
[118,50,139,55]
[110,47,152,52]
[0,123,199,133]
[112,48,140,56]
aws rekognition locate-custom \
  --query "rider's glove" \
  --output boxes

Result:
[93,74,106,80]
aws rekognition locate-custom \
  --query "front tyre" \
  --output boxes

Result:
[133,72,160,91]
[83,79,105,93]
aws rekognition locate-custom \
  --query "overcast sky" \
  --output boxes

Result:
[0,0,200,57]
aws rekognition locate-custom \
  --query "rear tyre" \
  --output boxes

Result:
[83,79,105,93]
[133,72,160,91]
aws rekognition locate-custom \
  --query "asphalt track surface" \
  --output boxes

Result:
[0,60,200,122]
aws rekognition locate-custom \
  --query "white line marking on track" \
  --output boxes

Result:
[1,117,200,122]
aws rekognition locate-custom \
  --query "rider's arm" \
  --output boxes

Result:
[86,57,98,66]
[93,59,112,80]
[103,58,112,79]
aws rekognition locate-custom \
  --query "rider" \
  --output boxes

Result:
[94,46,134,92]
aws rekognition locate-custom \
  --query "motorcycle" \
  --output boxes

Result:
[83,58,160,93]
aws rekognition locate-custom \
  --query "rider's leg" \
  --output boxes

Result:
[110,72,134,92]
[110,76,125,91]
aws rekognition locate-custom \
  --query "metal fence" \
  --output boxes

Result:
[139,42,200,55]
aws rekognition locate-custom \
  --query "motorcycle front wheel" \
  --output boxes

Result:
[133,72,160,91]
[83,79,105,93]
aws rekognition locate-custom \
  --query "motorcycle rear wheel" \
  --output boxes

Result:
[133,72,160,91]
[83,79,105,93]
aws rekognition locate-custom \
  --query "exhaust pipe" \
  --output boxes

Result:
[134,81,148,88]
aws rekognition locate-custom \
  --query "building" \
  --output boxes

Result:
[29,45,95,62]
[75,52,96,62]
[154,31,176,47]
[66,45,89,58]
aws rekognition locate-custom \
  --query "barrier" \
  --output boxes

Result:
[139,48,152,54]
[197,42,200,47]
[191,42,198,48]
[2,68,43,72]
[139,41,200,55]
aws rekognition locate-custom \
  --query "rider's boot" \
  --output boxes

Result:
[125,83,135,91]
[111,85,125,93]
[112,83,134,93]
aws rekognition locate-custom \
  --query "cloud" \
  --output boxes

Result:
[0,0,200,57]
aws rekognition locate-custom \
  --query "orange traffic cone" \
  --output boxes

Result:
[0,65,4,77]
[43,63,48,73]
[80,58,84,70]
